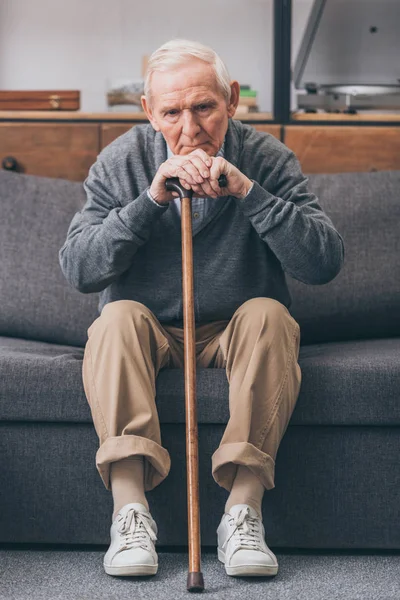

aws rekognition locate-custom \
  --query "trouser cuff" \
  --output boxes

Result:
[96,435,171,492]
[211,441,275,492]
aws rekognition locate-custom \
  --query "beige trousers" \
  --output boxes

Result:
[82,297,302,494]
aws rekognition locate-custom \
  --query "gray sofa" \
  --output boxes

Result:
[0,168,399,549]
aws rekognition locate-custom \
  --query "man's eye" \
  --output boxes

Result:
[165,105,211,116]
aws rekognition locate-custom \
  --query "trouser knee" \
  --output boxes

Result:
[100,300,155,328]
[233,297,298,332]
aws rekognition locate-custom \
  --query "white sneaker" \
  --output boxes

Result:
[103,502,158,576]
[217,504,279,576]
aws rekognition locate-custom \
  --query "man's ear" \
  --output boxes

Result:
[141,95,160,131]
[227,81,240,118]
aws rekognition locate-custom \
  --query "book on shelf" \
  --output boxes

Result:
[238,95,258,107]
[235,105,259,114]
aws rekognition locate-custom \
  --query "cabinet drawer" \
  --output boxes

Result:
[101,124,139,150]
[283,126,400,173]
[252,124,281,140]
[0,123,99,182]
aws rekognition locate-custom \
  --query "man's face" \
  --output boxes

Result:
[141,59,239,156]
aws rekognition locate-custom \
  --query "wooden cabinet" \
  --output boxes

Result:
[100,124,138,149]
[0,114,280,181]
[252,124,281,138]
[0,122,99,181]
[283,126,400,173]
[0,112,399,181]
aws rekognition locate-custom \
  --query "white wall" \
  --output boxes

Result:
[1,0,140,112]
[0,0,313,113]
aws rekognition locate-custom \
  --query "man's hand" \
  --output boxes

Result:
[149,148,253,204]
[189,155,253,200]
[149,148,212,205]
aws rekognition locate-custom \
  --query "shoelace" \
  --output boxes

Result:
[222,506,262,552]
[117,508,157,551]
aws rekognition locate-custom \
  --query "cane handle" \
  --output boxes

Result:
[165,174,228,198]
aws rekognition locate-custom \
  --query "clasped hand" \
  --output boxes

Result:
[177,149,252,200]
[150,147,252,205]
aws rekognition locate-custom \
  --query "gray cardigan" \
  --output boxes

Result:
[59,118,345,326]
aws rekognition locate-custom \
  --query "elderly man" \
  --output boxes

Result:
[59,39,344,579]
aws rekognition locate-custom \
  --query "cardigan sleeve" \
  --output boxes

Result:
[237,146,345,285]
[59,158,168,293]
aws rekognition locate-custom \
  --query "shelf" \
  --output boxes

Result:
[2,110,399,123]
[0,111,273,122]
[291,112,400,122]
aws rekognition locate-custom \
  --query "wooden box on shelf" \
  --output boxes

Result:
[0,91,80,111]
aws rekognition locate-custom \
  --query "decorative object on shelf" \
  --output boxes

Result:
[236,85,259,114]
[294,0,400,114]
[106,79,144,112]
[0,90,80,111]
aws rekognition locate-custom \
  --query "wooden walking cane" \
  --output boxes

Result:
[165,174,227,593]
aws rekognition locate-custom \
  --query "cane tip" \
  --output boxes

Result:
[187,571,204,592]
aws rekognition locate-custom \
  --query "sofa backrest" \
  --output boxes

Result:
[0,170,99,347]
[0,168,399,347]
[286,170,400,343]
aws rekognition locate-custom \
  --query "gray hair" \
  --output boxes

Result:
[144,39,232,108]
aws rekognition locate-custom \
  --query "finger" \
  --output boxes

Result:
[186,155,211,181]
[163,158,196,186]
[209,155,225,180]
[197,176,218,198]
[191,183,209,198]
[178,177,192,191]
[209,157,227,193]
[190,148,213,169]
[177,178,207,195]
[177,160,206,185]
[184,151,211,178]
[206,177,221,196]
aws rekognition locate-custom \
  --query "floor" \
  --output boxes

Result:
[1,545,399,600]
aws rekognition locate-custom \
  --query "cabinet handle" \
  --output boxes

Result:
[2,156,19,171]
[49,94,61,109]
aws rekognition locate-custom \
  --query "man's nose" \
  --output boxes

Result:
[181,109,201,137]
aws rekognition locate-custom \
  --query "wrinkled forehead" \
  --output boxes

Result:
[149,60,222,103]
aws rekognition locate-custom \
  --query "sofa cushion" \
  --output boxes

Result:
[287,170,400,343]
[0,170,98,347]
[1,335,399,425]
